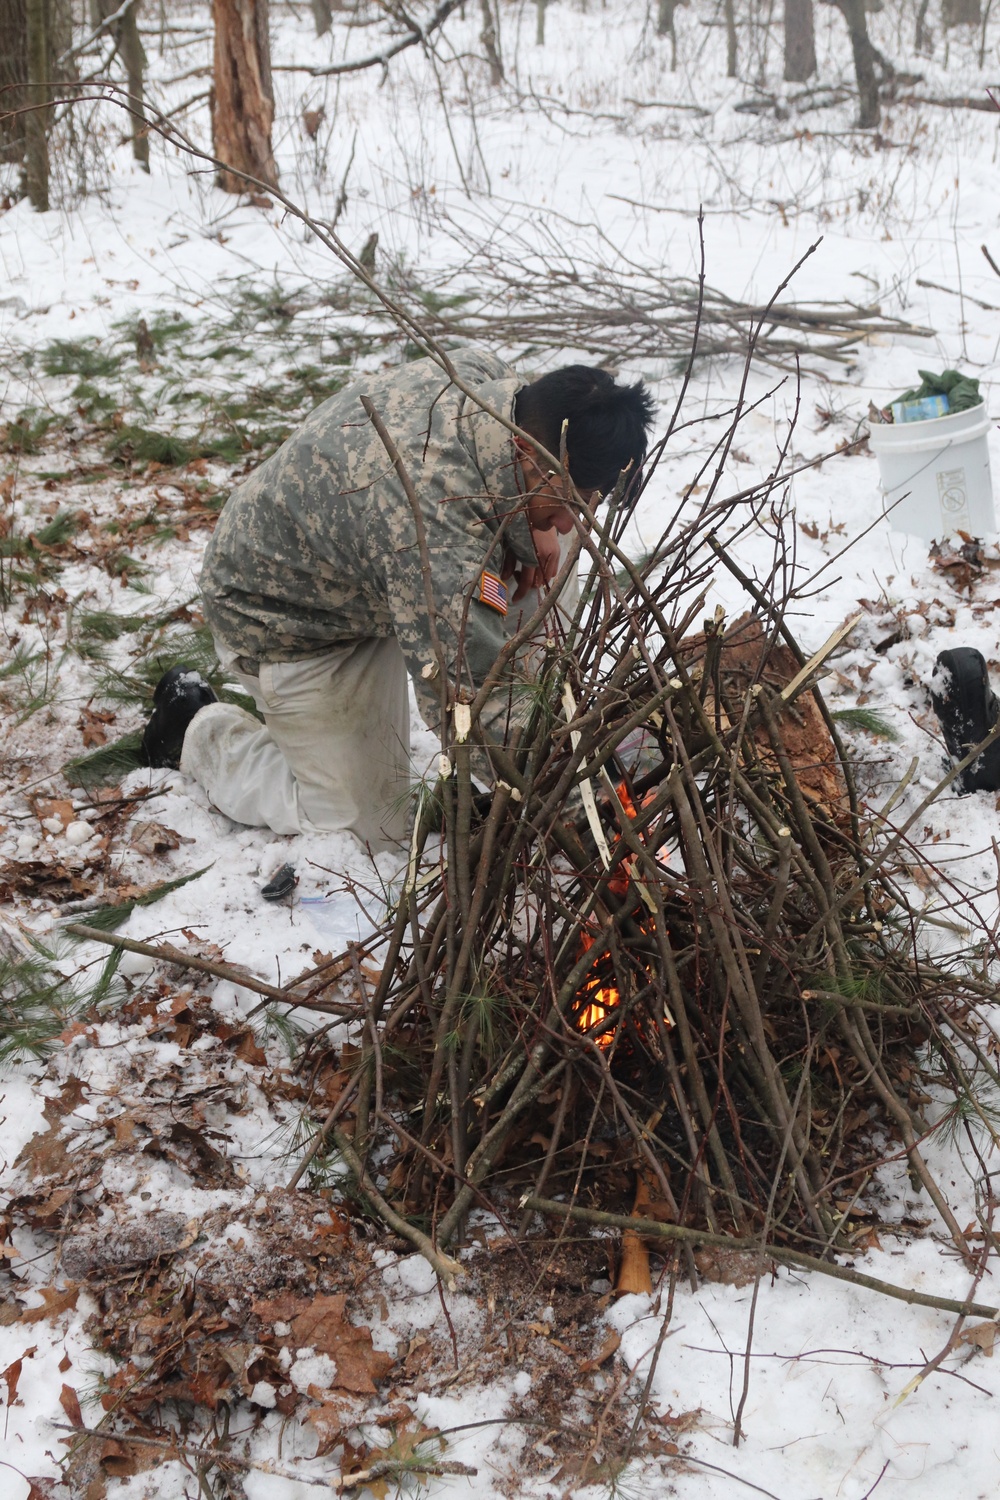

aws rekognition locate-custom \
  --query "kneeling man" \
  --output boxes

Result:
[140,349,653,850]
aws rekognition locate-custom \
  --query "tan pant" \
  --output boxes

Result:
[180,637,411,852]
[183,539,581,852]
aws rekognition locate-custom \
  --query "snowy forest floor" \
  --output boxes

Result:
[5,0,1000,1496]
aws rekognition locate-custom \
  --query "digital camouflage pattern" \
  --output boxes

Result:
[201,349,542,740]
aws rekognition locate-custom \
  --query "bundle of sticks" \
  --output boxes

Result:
[284,425,988,1288]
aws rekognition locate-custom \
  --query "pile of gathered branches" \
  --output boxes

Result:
[271,401,1000,1293]
[378,216,934,370]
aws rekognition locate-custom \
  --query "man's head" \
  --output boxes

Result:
[513,364,655,499]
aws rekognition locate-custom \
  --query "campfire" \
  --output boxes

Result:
[277,432,982,1287]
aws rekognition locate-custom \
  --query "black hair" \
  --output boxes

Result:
[513,365,655,495]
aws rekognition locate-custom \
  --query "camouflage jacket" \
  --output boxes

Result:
[200,348,541,739]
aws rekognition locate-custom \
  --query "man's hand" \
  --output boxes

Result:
[501,548,540,603]
[502,524,565,603]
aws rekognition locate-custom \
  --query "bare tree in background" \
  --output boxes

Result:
[723,0,737,77]
[1,0,75,204]
[831,0,881,127]
[942,0,981,24]
[310,0,332,34]
[0,0,26,166]
[97,0,149,170]
[211,0,278,193]
[25,0,47,208]
[784,0,816,80]
[657,0,688,70]
[479,0,503,84]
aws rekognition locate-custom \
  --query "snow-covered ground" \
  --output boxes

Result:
[4,1,1000,1496]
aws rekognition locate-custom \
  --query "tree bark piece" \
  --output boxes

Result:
[211,0,278,193]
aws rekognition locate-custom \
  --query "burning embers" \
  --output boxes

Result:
[575,930,621,1049]
[572,781,672,1050]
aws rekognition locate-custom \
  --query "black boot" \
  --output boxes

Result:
[140,665,217,769]
[930,648,1000,793]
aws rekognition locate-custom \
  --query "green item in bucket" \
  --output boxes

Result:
[896,368,983,413]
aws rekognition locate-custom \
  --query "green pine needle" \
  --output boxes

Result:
[831,707,900,741]
[77,863,215,931]
[63,730,145,789]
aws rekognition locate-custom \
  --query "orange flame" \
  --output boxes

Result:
[577,913,621,1050]
[574,781,657,1048]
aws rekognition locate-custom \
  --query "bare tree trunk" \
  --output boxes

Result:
[834,0,880,128]
[0,0,26,166]
[979,0,993,63]
[943,0,980,23]
[783,0,816,80]
[535,0,546,45]
[479,0,503,83]
[25,0,48,209]
[657,0,688,68]
[723,0,738,76]
[98,0,148,170]
[211,0,278,193]
[310,0,332,34]
[914,0,932,50]
[118,2,148,169]
[48,0,71,57]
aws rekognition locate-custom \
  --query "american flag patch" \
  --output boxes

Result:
[478,569,508,616]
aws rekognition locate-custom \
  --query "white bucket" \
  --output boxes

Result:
[867,402,996,542]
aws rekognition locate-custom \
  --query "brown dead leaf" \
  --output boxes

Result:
[26,1481,71,1500]
[552,1457,603,1485]
[374,1402,415,1428]
[22,1286,80,1324]
[657,1406,703,1431]
[22,1185,78,1233]
[579,1329,621,1372]
[2,1347,35,1406]
[307,1398,353,1457]
[59,1383,83,1427]
[0,860,99,904]
[303,107,325,137]
[254,1293,393,1394]
[929,534,990,595]
[78,707,115,748]
[99,1436,160,1480]
[32,797,75,832]
[228,1029,267,1066]
[959,1321,997,1356]
[129,821,183,856]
